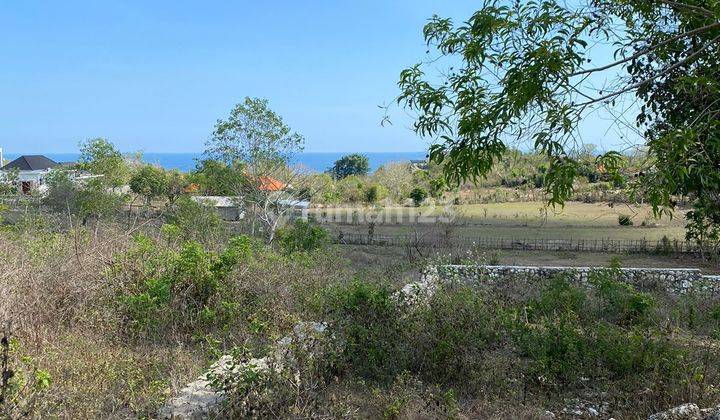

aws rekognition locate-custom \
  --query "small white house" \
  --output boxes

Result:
[191,196,245,221]
[0,155,62,194]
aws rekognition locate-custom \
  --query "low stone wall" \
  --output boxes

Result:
[430,265,720,296]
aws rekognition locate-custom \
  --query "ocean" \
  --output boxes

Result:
[2,152,427,173]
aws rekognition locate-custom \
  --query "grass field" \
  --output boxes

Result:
[309,201,687,241]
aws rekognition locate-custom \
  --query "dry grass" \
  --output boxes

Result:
[0,224,204,418]
[308,200,688,241]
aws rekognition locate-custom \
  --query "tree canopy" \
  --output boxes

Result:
[398,0,720,244]
[204,97,304,180]
[78,138,130,188]
[328,153,370,179]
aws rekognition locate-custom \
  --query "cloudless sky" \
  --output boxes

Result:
[0,1,630,154]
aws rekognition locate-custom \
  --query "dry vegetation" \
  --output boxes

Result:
[1,210,719,418]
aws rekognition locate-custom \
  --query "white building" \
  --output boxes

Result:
[0,155,65,194]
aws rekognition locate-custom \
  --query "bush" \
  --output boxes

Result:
[319,281,405,382]
[590,268,656,326]
[409,187,428,206]
[115,234,258,338]
[511,276,681,385]
[406,285,499,385]
[165,196,225,245]
[275,219,329,254]
[364,184,387,204]
[618,214,633,226]
[129,165,168,205]
[0,329,52,418]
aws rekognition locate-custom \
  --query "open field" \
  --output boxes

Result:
[309,201,688,241]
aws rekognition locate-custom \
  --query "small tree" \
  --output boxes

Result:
[78,138,130,188]
[129,165,168,206]
[189,159,246,196]
[164,170,187,204]
[328,154,370,179]
[165,196,225,245]
[76,179,125,234]
[275,218,329,254]
[42,169,79,214]
[204,97,312,243]
[409,187,428,206]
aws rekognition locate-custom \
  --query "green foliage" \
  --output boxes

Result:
[129,165,168,205]
[1,332,52,418]
[205,97,304,170]
[618,214,633,226]
[189,159,246,196]
[511,276,675,384]
[116,234,258,337]
[76,179,125,224]
[590,269,656,327]
[42,169,79,213]
[364,184,387,204]
[409,187,428,206]
[328,153,370,179]
[320,281,404,382]
[406,285,499,385]
[164,170,187,204]
[275,219,329,254]
[78,138,129,187]
[397,0,719,230]
[165,196,225,245]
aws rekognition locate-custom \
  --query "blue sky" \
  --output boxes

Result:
[0,1,631,154]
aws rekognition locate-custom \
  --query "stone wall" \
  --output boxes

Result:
[430,265,720,296]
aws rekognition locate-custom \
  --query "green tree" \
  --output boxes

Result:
[205,97,304,177]
[204,97,308,242]
[397,0,718,227]
[328,153,370,179]
[189,159,245,196]
[409,187,428,206]
[78,138,130,188]
[164,170,187,204]
[76,179,125,230]
[43,169,79,214]
[129,165,168,206]
[165,196,225,245]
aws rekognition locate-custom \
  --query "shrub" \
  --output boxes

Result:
[115,234,258,338]
[328,153,370,179]
[275,219,329,254]
[319,281,405,382]
[618,214,633,226]
[1,328,52,418]
[406,285,499,385]
[510,276,678,384]
[129,165,168,206]
[409,187,428,206]
[165,196,225,245]
[364,184,387,204]
[590,268,656,326]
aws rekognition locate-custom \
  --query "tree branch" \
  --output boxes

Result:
[575,33,720,107]
[569,21,720,77]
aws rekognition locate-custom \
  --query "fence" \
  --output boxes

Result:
[334,232,706,255]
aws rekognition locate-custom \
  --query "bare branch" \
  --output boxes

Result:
[576,34,720,107]
[569,21,720,77]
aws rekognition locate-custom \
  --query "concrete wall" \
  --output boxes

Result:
[430,265,720,296]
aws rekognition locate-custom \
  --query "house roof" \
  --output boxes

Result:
[258,176,286,191]
[1,155,58,171]
[191,196,239,207]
